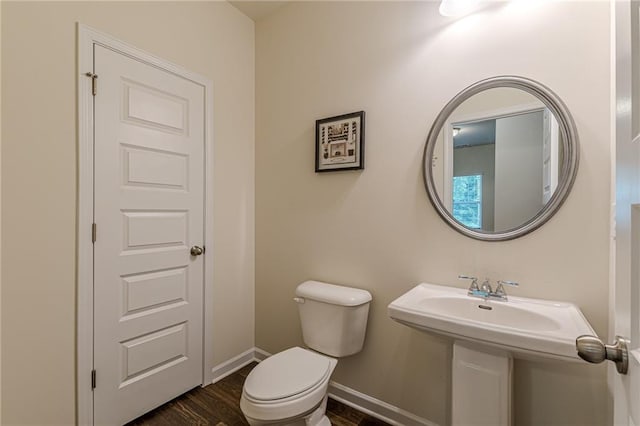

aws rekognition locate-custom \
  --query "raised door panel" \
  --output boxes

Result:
[123,211,188,250]
[123,79,188,134]
[123,145,188,190]
[120,323,188,385]
[122,268,187,317]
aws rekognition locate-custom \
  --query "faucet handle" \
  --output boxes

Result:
[495,280,519,296]
[497,280,519,289]
[458,275,476,280]
[458,275,479,291]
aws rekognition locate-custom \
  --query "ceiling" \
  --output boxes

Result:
[453,120,496,148]
[229,1,290,21]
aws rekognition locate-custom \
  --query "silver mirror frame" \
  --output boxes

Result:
[423,76,579,241]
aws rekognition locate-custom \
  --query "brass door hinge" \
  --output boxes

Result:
[92,223,97,243]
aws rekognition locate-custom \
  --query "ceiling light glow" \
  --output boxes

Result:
[439,0,480,17]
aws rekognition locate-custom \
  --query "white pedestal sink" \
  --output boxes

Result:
[388,283,596,426]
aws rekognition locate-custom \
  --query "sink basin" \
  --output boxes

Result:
[388,283,596,361]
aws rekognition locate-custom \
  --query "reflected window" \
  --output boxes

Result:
[452,175,482,228]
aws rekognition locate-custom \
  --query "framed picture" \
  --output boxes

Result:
[315,111,365,172]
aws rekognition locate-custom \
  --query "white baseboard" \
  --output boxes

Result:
[253,347,270,361]
[244,347,438,426]
[210,348,259,384]
[328,381,437,426]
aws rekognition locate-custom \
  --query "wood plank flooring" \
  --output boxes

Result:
[127,362,390,426]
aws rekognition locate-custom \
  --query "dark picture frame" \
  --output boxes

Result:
[315,111,365,172]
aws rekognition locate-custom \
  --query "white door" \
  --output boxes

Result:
[612,1,639,424]
[93,44,205,425]
[494,111,544,230]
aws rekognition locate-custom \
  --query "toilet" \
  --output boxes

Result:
[240,280,372,426]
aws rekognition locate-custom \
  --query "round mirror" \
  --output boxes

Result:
[424,76,579,241]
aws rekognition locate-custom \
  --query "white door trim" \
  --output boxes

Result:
[77,24,215,425]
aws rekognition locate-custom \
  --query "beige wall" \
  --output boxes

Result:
[1,2,254,424]
[255,2,610,426]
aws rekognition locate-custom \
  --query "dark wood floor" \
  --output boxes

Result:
[127,362,390,426]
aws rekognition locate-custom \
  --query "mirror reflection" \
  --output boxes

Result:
[431,88,563,233]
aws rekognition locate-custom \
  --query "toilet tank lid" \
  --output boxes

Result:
[296,281,372,306]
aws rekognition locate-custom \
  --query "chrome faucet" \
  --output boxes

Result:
[459,275,519,301]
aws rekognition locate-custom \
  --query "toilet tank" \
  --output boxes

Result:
[295,280,372,357]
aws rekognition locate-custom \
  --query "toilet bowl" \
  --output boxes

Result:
[240,347,337,426]
[240,281,372,426]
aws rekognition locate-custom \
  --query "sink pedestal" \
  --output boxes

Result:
[452,341,512,426]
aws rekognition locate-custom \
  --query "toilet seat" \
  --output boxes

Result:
[240,347,338,423]
[244,347,331,402]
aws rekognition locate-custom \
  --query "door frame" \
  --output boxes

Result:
[76,24,215,425]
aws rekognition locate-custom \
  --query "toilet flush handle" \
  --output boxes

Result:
[293,297,305,304]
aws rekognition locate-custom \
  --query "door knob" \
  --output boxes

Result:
[190,246,204,256]
[576,335,629,374]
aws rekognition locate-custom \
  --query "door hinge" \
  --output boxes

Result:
[85,72,98,96]
[92,223,97,243]
[91,369,96,390]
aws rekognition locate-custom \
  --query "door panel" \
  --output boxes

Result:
[124,82,188,132]
[122,268,187,315]
[124,146,188,189]
[123,211,188,249]
[120,322,189,383]
[93,44,205,425]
